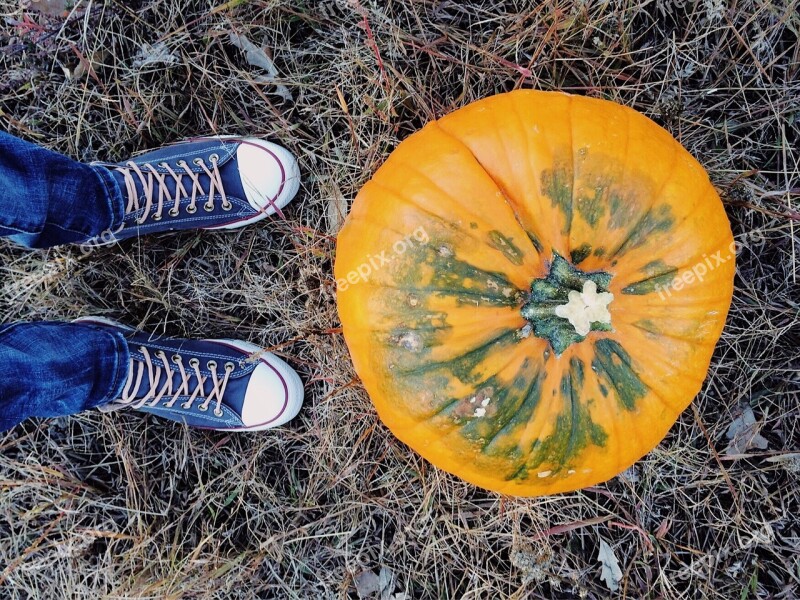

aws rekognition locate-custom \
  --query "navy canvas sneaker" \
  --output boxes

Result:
[75,317,304,431]
[88,136,300,244]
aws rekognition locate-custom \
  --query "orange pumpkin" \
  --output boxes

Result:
[334,90,735,496]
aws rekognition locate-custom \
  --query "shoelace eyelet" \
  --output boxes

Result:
[181,402,192,409]
[193,158,203,166]
[189,358,200,368]
[214,408,224,417]
[209,153,219,162]
[222,201,232,212]
[186,205,197,214]
[225,361,235,371]
[169,208,180,217]
[207,360,217,370]
[152,213,163,221]
[203,202,214,213]
[199,404,209,412]
[171,354,182,364]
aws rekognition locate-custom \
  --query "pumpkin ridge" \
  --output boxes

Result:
[565,93,578,255]
[372,148,537,261]
[617,217,733,284]
[569,98,631,260]
[605,138,680,260]
[507,94,547,250]
[431,121,549,261]
[512,357,609,480]
[615,319,714,370]
[591,338,650,411]
[563,357,586,466]
[596,109,665,259]
[399,328,518,381]
[360,281,521,307]
[480,367,546,453]
[398,242,527,302]
[488,99,554,257]
[363,179,539,269]
[625,318,716,345]
[620,260,679,295]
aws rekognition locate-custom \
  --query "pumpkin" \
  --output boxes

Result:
[334,90,735,496]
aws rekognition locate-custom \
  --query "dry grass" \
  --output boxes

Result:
[0,0,798,598]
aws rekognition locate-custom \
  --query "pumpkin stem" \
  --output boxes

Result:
[521,253,614,355]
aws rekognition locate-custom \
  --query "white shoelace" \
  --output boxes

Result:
[116,346,236,416]
[116,156,232,224]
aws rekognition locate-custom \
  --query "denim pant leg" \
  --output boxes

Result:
[0,322,130,431]
[0,130,123,248]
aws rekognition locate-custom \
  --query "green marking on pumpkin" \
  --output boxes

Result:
[505,357,607,481]
[401,328,518,386]
[570,243,592,265]
[521,252,613,355]
[469,222,479,229]
[576,187,606,226]
[455,365,547,457]
[540,165,573,234]
[612,204,675,258]
[622,260,678,295]
[592,338,648,411]
[487,230,525,266]
[527,231,543,253]
[395,242,522,307]
[632,319,661,335]
[593,247,606,257]
[608,192,635,230]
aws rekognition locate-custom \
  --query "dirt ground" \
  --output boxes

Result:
[0,1,798,598]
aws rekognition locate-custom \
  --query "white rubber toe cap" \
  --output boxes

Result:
[221,340,304,430]
[236,138,301,216]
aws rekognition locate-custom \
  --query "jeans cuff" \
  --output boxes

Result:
[89,163,125,233]
[95,329,130,408]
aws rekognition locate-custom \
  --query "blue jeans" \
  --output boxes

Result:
[0,131,130,431]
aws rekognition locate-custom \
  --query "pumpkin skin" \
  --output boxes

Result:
[334,90,735,496]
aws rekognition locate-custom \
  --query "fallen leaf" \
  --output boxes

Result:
[597,538,623,592]
[725,405,769,456]
[69,49,108,80]
[21,0,70,17]
[764,452,800,473]
[355,570,381,599]
[378,566,395,600]
[326,186,349,235]
[133,42,178,69]
[228,32,293,102]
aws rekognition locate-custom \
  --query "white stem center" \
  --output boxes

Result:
[554,280,614,336]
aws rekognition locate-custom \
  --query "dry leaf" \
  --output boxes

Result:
[355,570,382,599]
[597,538,623,592]
[326,187,349,235]
[725,405,769,456]
[133,42,178,69]
[66,49,108,81]
[378,566,395,600]
[354,566,395,599]
[228,32,293,102]
[21,0,70,17]
[764,453,800,473]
